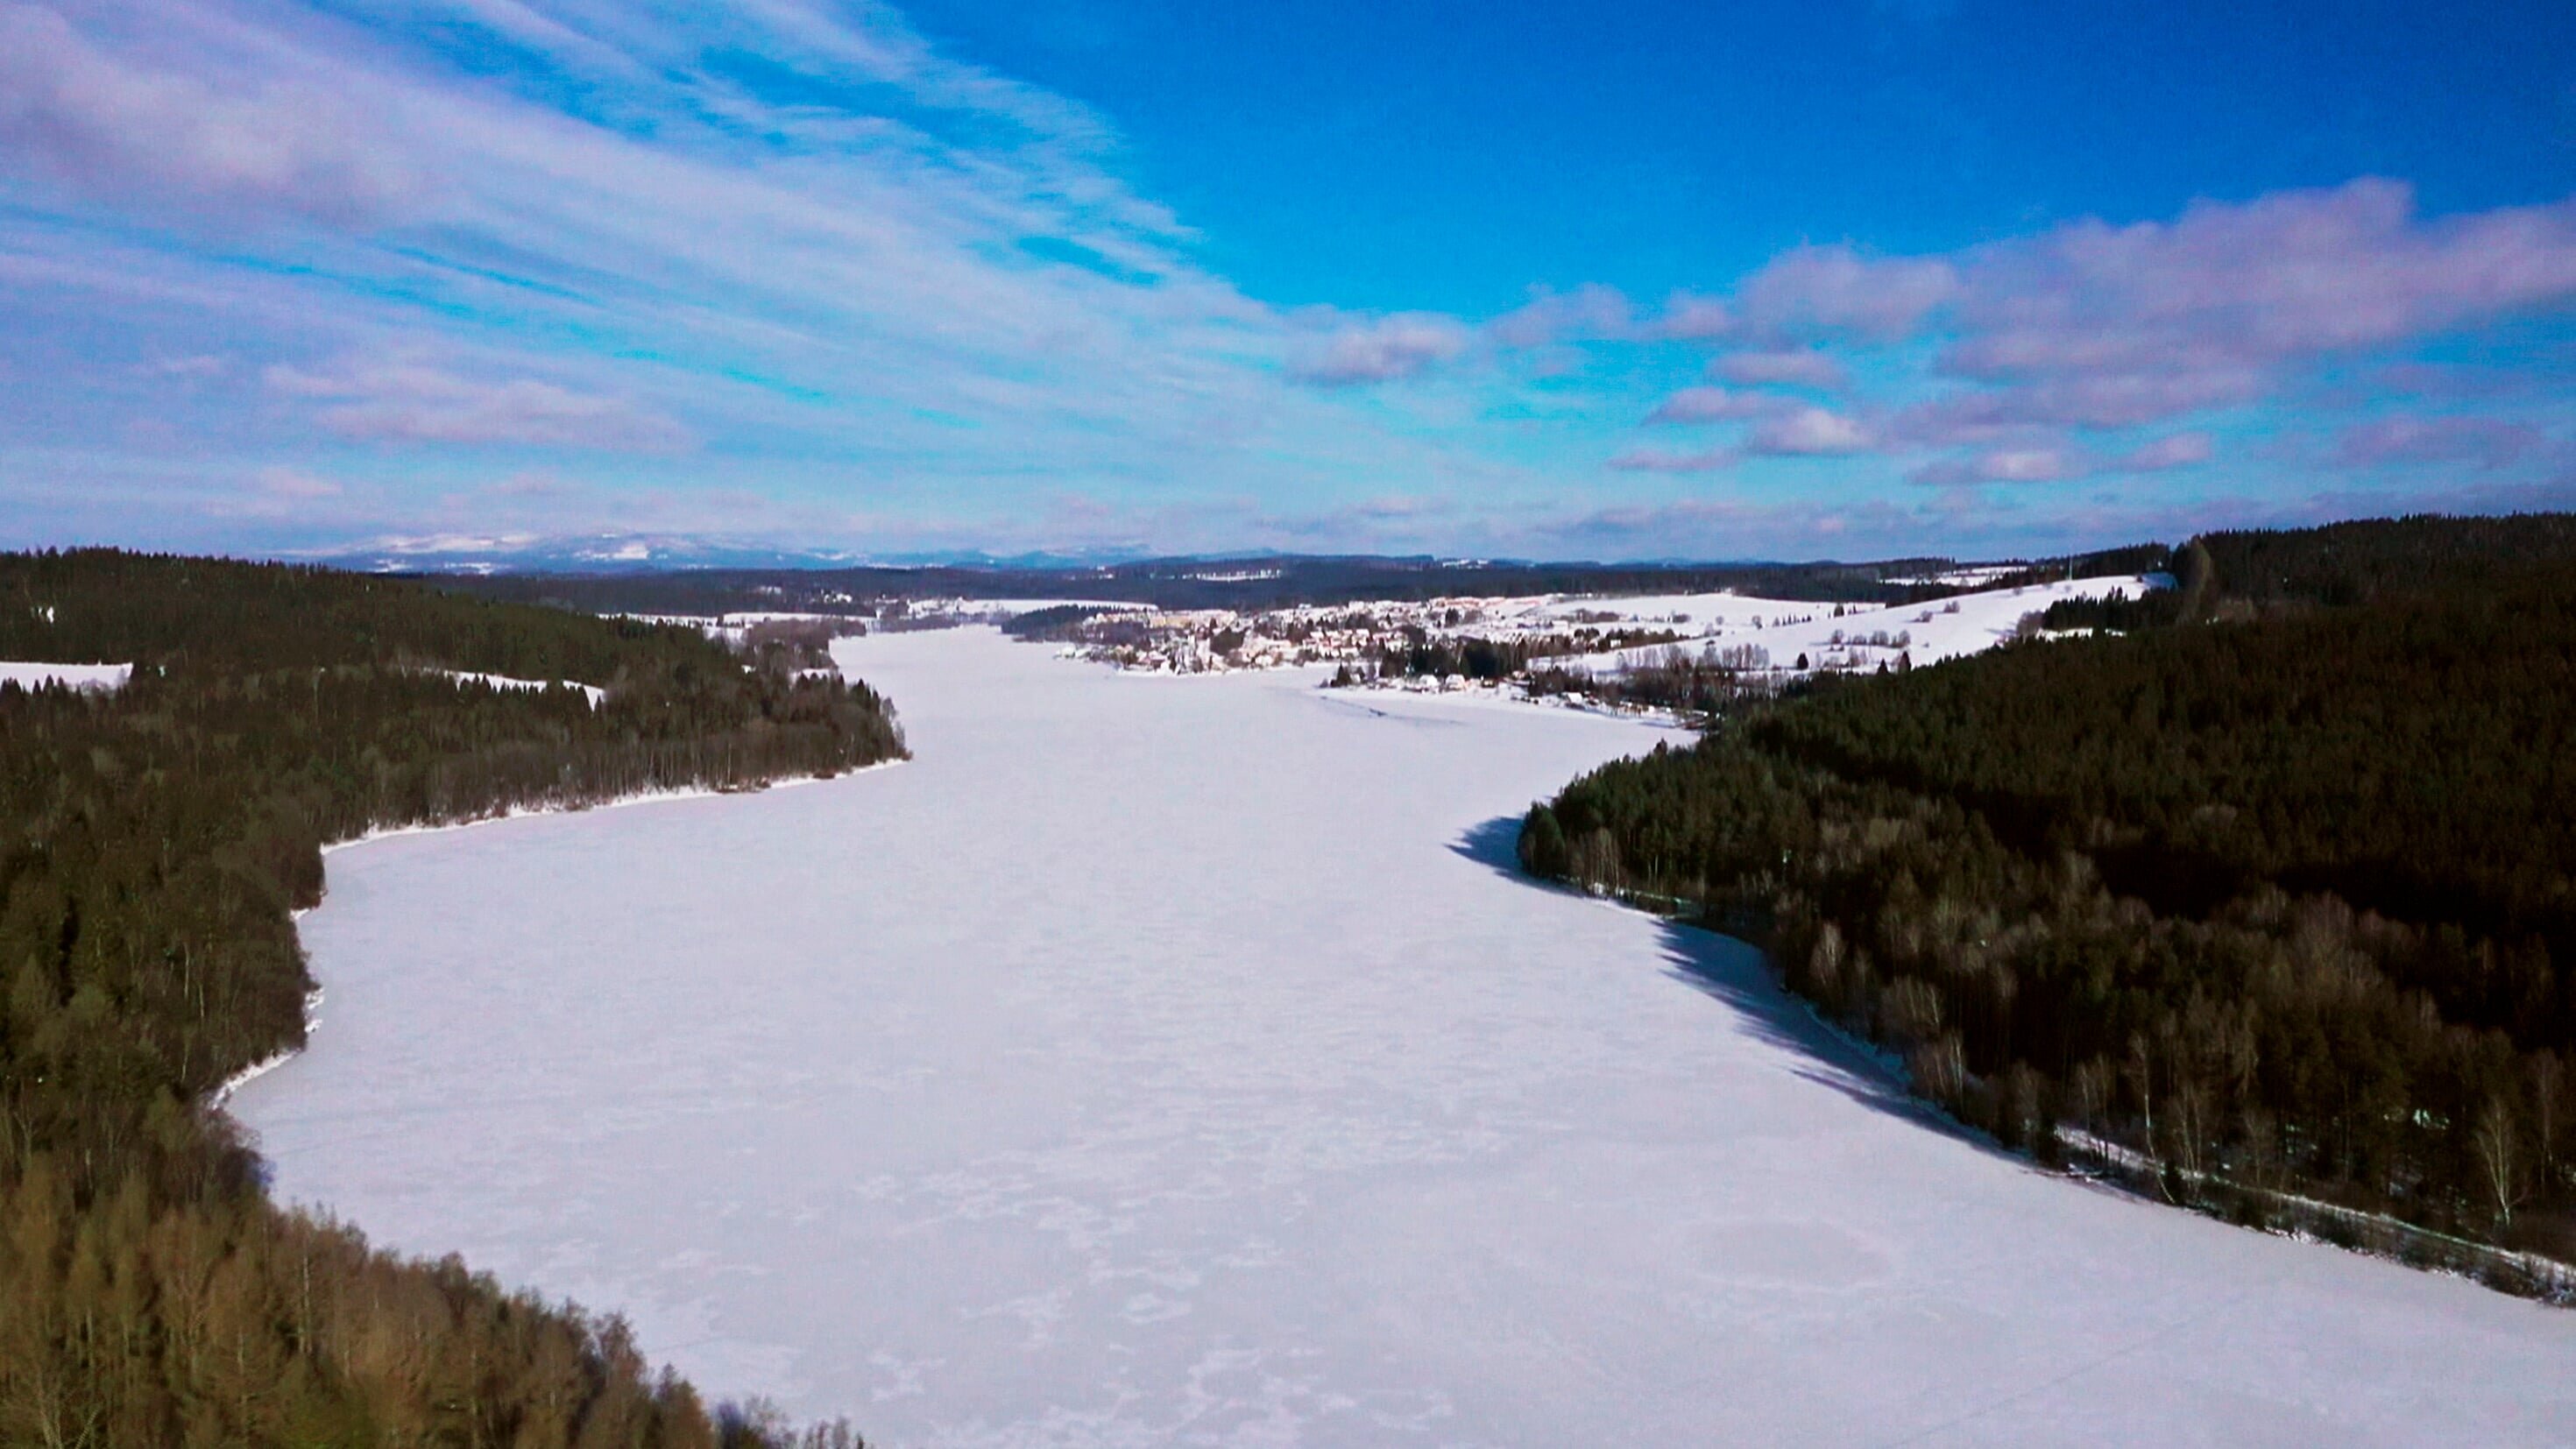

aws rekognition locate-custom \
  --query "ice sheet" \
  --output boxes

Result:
[235,627,2576,1446]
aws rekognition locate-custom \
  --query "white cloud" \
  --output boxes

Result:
[1709,348,1848,390]
[1643,385,1784,425]
[256,465,340,498]
[1288,313,1474,386]
[0,3,423,221]
[1747,406,1874,456]
[0,0,1515,548]
[265,358,693,451]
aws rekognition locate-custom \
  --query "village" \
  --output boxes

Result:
[1010,572,2153,711]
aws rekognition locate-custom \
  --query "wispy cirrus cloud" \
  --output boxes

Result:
[1907,431,2213,488]
[1894,371,2264,440]
[0,2,425,222]
[1539,493,1940,556]
[1,0,1511,553]
[266,358,695,451]
[5,2,2575,562]
[2331,415,2546,471]
[254,465,341,500]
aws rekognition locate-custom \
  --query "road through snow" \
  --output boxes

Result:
[235,628,2576,1446]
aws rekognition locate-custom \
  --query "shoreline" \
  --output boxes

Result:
[1041,639,1711,729]
[321,757,905,859]
[1579,877,2576,1306]
[222,622,2574,1440]
[214,757,908,1113]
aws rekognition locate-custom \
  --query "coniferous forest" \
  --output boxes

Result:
[1,551,898,1446]
[1521,515,2576,1292]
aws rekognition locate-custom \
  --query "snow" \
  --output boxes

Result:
[0,660,131,692]
[434,668,608,709]
[1885,565,2027,590]
[1055,577,2158,689]
[210,989,325,1107]
[1560,575,2155,676]
[1512,590,1836,627]
[959,597,1153,612]
[234,628,2576,1445]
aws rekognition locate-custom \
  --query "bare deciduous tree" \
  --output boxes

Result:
[2534,1051,2565,1183]
[2072,1057,2114,1134]
[2473,1097,2527,1232]
[2170,1077,2213,1181]
[1910,1032,1967,1109]
[2125,1033,2155,1148]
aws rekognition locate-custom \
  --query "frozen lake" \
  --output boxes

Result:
[235,628,2576,1445]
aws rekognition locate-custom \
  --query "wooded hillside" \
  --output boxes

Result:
[1522,515,2576,1290]
[1,551,896,1446]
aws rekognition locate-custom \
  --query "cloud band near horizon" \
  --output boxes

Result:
[2,2,2572,563]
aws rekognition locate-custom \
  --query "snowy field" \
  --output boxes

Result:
[1048,573,2156,683]
[235,628,2574,1446]
[1556,575,2150,673]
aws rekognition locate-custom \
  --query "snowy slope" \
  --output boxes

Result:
[1511,589,1839,627]
[1565,574,2153,675]
[235,629,2576,1446]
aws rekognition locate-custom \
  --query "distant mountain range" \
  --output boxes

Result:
[415,550,2147,618]
[311,534,1156,576]
[304,530,2200,618]
[313,529,1883,578]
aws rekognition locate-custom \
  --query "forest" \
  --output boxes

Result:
[437,550,2068,618]
[1520,514,2576,1291]
[1,550,900,1446]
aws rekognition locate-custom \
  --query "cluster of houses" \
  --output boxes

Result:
[1059,601,1510,675]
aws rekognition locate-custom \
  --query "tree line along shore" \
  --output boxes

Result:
[12,517,2572,1446]
[1522,514,2576,1296]
[2,550,898,1447]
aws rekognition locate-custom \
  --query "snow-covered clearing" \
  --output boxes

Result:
[0,660,131,691]
[1554,574,2153,675]
[235,628,2573,1446]
[1511,589,1844,627]
[1051,575,2155,684]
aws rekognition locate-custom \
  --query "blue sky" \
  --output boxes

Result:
[4,0,2573,562]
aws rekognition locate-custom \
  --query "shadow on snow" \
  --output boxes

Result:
[1450,812,2006,1157]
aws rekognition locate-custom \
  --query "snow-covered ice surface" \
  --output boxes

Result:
[0,660,131,691]
[235,628,2574,1446]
